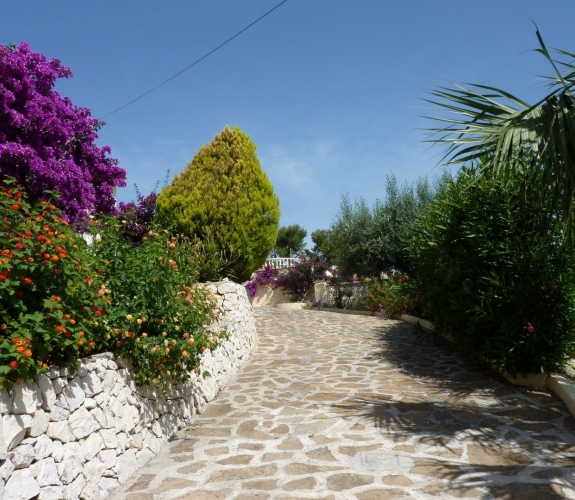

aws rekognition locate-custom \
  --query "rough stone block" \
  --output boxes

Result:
[5,468,40,499]
[3,414,32,450]
[12,379,42,414]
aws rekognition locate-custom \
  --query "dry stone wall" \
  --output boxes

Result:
[0,280,256,500]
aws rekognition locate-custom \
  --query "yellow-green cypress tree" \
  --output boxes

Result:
[156,126,280,282]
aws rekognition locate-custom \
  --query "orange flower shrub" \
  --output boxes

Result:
[0,179,110,388]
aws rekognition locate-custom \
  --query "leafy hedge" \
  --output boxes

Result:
[411,166,575,375]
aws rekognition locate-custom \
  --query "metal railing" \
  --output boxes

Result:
[265,257,300,269]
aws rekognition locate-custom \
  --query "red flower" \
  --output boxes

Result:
[22,277,32,285]
[0,274,7,281]
[37,235,46,242]
[11,204,20,210]
[24,231,32,238]
[95,310,102,317]
[55,325,64,333]
[15,243,24,250]
[52,268,59,274]
[9,361,18,370]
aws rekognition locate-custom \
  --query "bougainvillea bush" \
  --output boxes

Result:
[89,217,225,388]
[245,265,278,298]
[0,179,111,388]
[274,257,331,302]
[0,42,126,223]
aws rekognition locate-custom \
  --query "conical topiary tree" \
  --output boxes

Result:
[156,126,280,282]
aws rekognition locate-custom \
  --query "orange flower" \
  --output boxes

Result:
[55,325,65,333]
[51,255,58,262]
[16,346,26,353]
[23,351,32,358]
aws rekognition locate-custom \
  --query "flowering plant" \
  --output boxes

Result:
[0,178,110,388]
[0,42,126,223]
[274,257,331,302]
[89,217,225,388]
[245,265,278,298]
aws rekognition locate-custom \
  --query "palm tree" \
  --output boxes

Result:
[424,26,575,242]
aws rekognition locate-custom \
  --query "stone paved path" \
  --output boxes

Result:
[110,309,575,499]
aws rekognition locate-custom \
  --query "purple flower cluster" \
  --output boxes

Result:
[245,265,278,297]
[117,191,158,245]
[0,42,126,223]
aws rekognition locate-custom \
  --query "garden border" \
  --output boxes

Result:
[1,281,256,500]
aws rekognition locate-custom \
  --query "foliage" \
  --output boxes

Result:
[89,218,223,389]
[156,126,280,282]
[309,229,336,263]
[0,42,126,223]
[274,256,331,302]
[245,265,278,298]
[423,28,575,246]
[330,174,448,278]
[116,191,158,245]
[273,224,307,257]
[0,179,110,389]
[410,165,575,375]
[365,273,422,318]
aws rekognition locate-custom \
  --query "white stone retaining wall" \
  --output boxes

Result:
[0,280,256,500]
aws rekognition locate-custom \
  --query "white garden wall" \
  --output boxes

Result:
[0,280,256,500]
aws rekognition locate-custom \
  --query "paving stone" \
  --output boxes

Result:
[281,476,316,490]
[306,446,337,461]
[488,482,565,499]
[285,463,346,475]
[216,454,253,465]
[326,472,374,490]
[176,489,233,499]
[261,452,293,462]
[204,446,228,456]
[208,464,277,483]
[241,479,277,490]
[382,474,413,486]
[356,489,408,499]
[155,477,197,492]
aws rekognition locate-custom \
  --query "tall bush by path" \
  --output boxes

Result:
[0,43,126,223]
[156,126,280,282]
[330,173,448,278]
[410,165,575,376]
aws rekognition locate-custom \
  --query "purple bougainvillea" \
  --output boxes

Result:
[245,265,278,297]
[117,191,158,245]
[0,42,126,223]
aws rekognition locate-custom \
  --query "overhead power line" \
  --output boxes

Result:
[99,0,289,119]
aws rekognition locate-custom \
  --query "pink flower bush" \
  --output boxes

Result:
[0,42,126,223]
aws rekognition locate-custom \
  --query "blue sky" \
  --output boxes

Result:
[3,1,575,247]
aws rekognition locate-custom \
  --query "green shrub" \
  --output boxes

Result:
[156,126,280,282]
[0,179,110,389]
[330,173,448,278]
[365,273,422,318]
[89,219,223,389]
[410,165,575,375]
